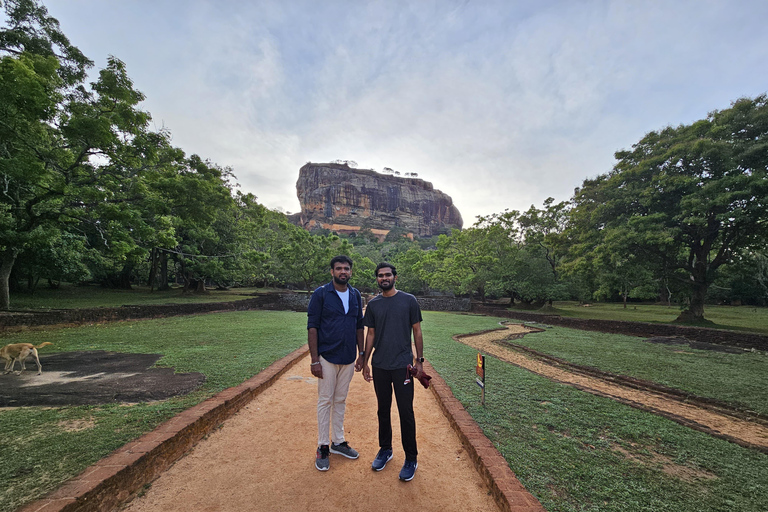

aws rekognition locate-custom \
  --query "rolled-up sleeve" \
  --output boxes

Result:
[307,289,322,330]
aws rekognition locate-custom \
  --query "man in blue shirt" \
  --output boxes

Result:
[307,255,365,471]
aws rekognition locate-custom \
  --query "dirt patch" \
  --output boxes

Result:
[457,323,768,453]
[0,351,205,407]
[644,336,746,353]
[57,418,96,432]
[119,353,503,512]
[609,442,717,482]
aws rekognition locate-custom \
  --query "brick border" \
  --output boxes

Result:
[426,362,546,512]
[18,355,545,512]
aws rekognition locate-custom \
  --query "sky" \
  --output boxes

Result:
[41,0,768,225]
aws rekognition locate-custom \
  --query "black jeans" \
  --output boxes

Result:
[372,366,417,461]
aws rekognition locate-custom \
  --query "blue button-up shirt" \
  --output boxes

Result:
[307,281,364,365]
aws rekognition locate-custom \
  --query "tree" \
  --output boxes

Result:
[569,96,768,321]
[0,1,194,306]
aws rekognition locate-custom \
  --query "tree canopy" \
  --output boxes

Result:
[567,95,768,320]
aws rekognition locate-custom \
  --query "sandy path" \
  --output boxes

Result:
[121,353,501,512]
[460,324,768,451]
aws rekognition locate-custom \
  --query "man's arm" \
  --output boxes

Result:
[308,327,323,379]
[307,289,323,378]
[354,328,365,371]
[412,322,424,376]
[362,327,375,382]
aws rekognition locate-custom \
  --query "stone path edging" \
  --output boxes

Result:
[19,349,544,512]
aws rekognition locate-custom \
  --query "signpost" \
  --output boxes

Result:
[475,352,485,406]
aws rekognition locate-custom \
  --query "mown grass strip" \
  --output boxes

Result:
[9,284,268,310]
[546,301,768,335]
[501,321,768,417]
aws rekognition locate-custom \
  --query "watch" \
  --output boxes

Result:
[359,351,365,356]
[417,357,425,363]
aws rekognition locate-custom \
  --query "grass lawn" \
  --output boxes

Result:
[424,312,768,512]
[502,321,768,417]
[1,310,766,511]
[533,301,768,335]
[9,283,274,309]
[0,310,307,512]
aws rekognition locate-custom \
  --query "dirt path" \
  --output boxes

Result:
[458,324,768,452]
[120,353,503,512]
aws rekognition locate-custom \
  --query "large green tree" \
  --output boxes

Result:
[569,95,768,321]
[0,0,184,306]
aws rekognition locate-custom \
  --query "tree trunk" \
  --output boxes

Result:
[0,249,19,310]
[148,247,157,289]
[158,252,169,290]
[675,265,708,322]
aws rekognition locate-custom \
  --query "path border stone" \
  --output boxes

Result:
[18,348,545,512]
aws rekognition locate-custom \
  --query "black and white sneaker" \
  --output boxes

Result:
[330,441,359,459]
[315,445,330,471]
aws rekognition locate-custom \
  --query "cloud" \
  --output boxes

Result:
[43,0,768,223]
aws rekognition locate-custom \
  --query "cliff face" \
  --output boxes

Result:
[293,163,463,238]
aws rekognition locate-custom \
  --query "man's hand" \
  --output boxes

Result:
[310,362,323,379]
[362,364,372,382]
[412,360,423,379]
[355,354,364,372]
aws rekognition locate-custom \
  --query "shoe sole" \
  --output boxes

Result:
[399,462,418,481]
[315,461,329,471]
[371,453,393,471]
[329,446,359,459]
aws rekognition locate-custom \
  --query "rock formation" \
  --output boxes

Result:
[291,163,463,238]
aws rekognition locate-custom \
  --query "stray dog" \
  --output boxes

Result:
[1,342,53,375]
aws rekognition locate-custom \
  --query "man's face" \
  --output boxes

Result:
[376,268,396,291]
[331,262,352,285]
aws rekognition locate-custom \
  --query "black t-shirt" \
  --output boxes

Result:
[363,291,423,370]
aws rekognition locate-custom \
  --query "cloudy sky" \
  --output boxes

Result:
[43,0,768,224]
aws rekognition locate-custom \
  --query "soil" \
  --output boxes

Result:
[456,324,768,453]
[0,351,205,407]
[120,353,502,512]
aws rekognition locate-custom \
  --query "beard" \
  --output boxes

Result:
[378,280,394,291]
[333,275,349,286]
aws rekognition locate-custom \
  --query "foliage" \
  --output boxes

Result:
[567,96,768,320]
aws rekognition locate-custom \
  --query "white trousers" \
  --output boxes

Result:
[317,355,355,446]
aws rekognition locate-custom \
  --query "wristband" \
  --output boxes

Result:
[359,351,365,356]
[310,361,321,366]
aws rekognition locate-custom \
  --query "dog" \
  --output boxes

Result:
[1,342,53,375]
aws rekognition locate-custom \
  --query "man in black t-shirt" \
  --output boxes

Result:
[361,262,424,482]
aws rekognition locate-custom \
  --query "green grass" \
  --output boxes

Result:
[423,312,768,512]
[531,301,768,335]
[2,310,766,512]
[0,310,307,512]
[502,322,768,417]
[9,283,270,309]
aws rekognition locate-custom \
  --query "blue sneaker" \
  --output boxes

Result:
[399,459,418,481]
[371,448,393,471]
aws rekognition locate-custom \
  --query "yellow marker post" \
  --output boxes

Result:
[475,352,485,406]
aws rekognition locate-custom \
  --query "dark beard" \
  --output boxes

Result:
[333,275,349,286]
[378,281,394,291]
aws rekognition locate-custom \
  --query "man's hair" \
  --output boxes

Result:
[330,255,353,269]
[374,262,397,277]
